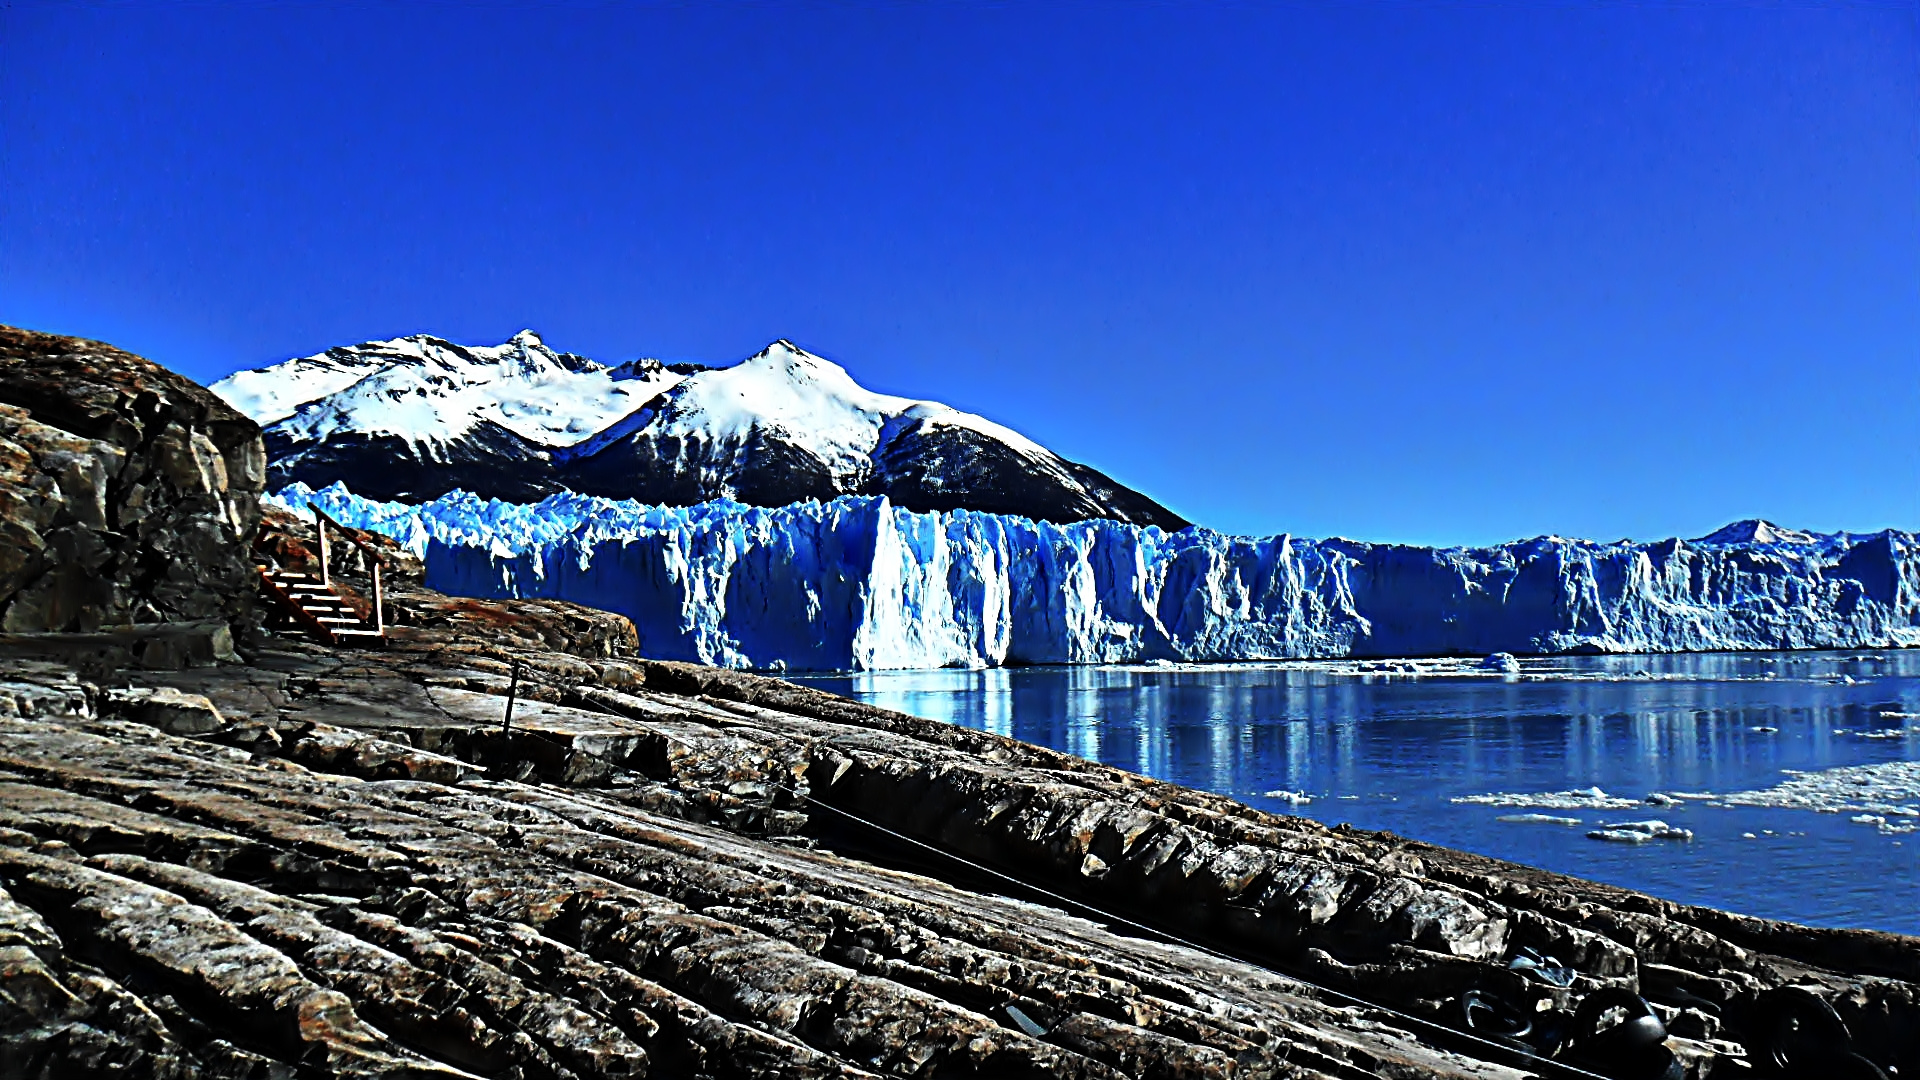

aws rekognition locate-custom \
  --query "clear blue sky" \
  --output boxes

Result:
[3,1,1914,545]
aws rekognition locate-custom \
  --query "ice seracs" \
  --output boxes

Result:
[272,482,1920,672]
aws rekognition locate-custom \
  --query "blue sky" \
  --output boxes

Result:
[3,1,1914,545]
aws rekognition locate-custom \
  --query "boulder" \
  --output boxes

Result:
[0,326,265,638]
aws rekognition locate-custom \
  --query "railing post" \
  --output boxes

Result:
[373,561,384,634]
[314,505,329,586]
[502,660,520,733]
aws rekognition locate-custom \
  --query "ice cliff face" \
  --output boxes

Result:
[276,482,1920,671]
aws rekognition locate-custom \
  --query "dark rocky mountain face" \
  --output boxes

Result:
[560,424,847,509]
[0,325,264,636]
[863,417,1187,528]
[560,416,1190,530]
[265,420,563,504]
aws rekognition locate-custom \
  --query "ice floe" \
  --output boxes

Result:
[1715,760,1920,819]
[1495,813,1585,826]
[1587,819,1694,843]
[1452,786,1642,811]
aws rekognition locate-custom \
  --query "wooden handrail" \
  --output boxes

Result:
[308,503,385,564]
[308,504,385,635]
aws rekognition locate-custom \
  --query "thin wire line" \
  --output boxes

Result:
[430,658,1640,1079]
[788,784,1625,1080]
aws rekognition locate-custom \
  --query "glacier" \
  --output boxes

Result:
[273,482,1920,671]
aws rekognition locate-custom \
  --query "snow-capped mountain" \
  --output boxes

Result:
[213,332,1188,530]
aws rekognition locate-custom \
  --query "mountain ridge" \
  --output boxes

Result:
[213,331,1189,530]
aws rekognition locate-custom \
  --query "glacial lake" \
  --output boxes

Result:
[789,651,1920,936]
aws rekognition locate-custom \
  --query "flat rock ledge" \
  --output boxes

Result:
[1,613,1916,1079]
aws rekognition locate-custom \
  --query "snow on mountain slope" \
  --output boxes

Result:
[211,349,384,428]
[554,338,1167,524]
[218,332,1188,529]
[564,341,1050,475]
[212,330,681,448]
[279,481,1920,671]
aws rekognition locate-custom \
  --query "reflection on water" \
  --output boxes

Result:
[790,651,1920,935]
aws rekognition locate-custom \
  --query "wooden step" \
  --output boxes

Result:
[257,564,383,648]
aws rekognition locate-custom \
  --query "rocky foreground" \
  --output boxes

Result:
[2,325,1917,1080]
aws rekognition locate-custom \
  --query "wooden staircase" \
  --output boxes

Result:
[259,567,386,646]
[257,503,389,648]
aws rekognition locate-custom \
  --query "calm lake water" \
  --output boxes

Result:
[790,651,1920,936]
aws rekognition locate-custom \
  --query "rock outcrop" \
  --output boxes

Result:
[0,326,265,638]
[2,610,1916,1079]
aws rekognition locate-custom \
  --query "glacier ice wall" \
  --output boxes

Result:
[275,482,1920,670]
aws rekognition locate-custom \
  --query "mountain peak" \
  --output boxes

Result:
[742,339,845,380]
[753,338,814,360]
[1694,519,1819,546]
[509,329,544,348]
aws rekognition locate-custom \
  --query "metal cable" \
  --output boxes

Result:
[404,656,1641,1079]
[785,782,1627,1080]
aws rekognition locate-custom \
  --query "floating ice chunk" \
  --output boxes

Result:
[1589,819,1693,843]
[1263,790,1313,806]
[1479,652,1520,674]
[1750,726,1780,734]
[1452,786,1641,811]
[1589,829,1654,843]
[1644,793,1680,807]
[1718,761,1920,818]
[1852,814,1886,825]
[1496,814,1584,826]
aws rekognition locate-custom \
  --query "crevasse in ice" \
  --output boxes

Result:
[275,482,1920,671]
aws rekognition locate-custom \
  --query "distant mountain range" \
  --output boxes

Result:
[211,331,1188,530]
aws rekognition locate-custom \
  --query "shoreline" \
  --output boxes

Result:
[6,608,1917,1078]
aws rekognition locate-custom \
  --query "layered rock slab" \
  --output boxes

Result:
[2,615,1916,1078]
[0,642,1513,1079]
